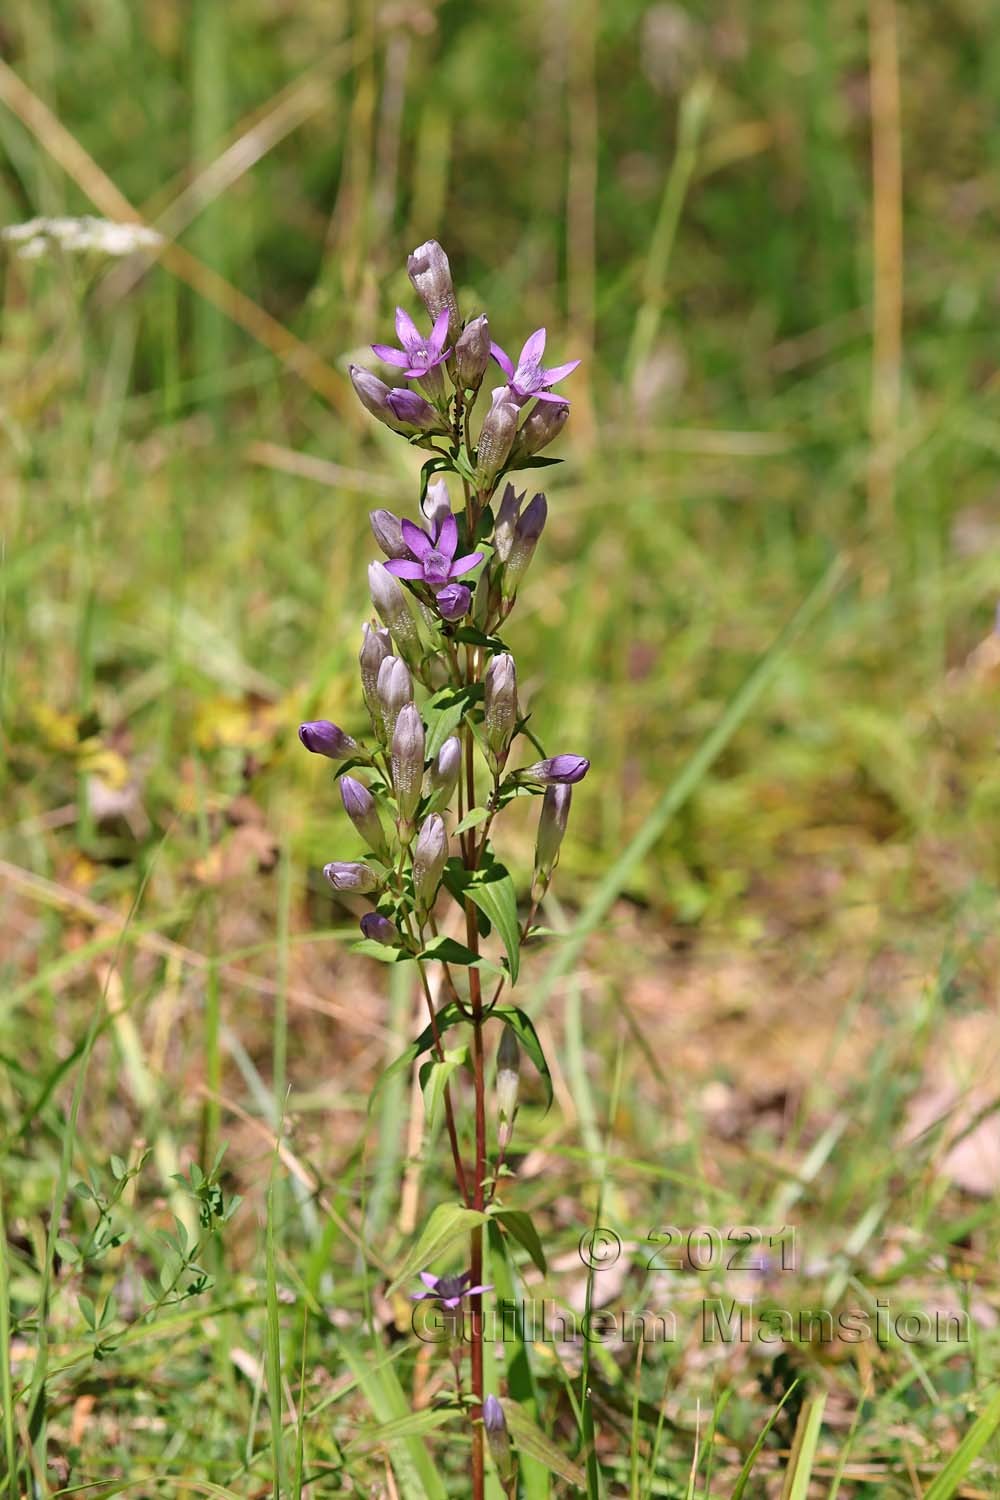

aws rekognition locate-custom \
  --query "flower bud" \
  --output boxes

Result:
[407,239,460,345]
[455,315,490,393]
[368,562,422,667]
[520,755,589,786]
[349,364,408,432]
[412,813,449,911]
[496,1026,520,1151]
[359,911,400,946]
[392,703,425,830]
[436,582,471,621]
[386,387,448,434]
[340,775,390,860]
[298,720,358,761]
[376,656,412,743]
[359,622,393,721]
[492,484,523,564]
[370,509,408,560]
[509,399,568,462]
[534,784,572,882]
[483,653,518,766]
[422,476,452,537]
[476,388,519,489]
[324,860,378,894]
[425,735,461,809]
[501,492,547,599]
[482,1396,513,1481]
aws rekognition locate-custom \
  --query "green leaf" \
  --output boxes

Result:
[418,1046,467,1127]
[453,806,490,835]
[501,1399,586,1490]
[109,1154,126,1180]
[345,1406,459,1453]
[464,858,520,983]
[418,935,505,976]
[370,1000,468,1111]
[424,682,482,758]
[78,1295,96,1330]
[923,1387,1000,1500]
[452,626,508,653]
[730,1381,802,1500]
[419,455,457,505]
[352,938,414,964]
[506,455,564,471]
[779,1395,827,1500]
[491,1209,547,1275]
[388,1202,489,1296]
[495,1006,552,1110]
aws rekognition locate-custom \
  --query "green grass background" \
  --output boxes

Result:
[3,0,1000,1493]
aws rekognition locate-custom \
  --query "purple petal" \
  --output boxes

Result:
[419,1272,440,1291]
[540,359,580,385]
[465,1283,493,1297]
[371,344,410,368]
[533,390,572,404]
[394,306,421,352]
[490,342,515,379]
[448,551,484,578]
[384,558,425,579]
[437,512,458,561]
[401,519,433,559]
[429,306,451,357]
[518,328,547,367]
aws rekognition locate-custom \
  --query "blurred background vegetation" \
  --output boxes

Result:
[4,0,1000,1491]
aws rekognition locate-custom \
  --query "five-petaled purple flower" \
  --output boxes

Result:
[385,512,483,601]
[490,327,580,406]
[412,1270,492,1309]
[373,307,452,387]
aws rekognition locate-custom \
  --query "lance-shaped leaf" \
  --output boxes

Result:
[419,1047,467,1127]
[370,1001,468,1110]
[445,850,521,984]
[387,1202,489,1297]
[490,1207,547,1275]
[501,1399,586,1490]
[423,682,482,758]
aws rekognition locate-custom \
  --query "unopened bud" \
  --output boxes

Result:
[502,492,547,598]
[368,562,422,667]
[370,509,408,560]
[436,582,471,621]
[386,387,448,434]
[412,813,449,911]
[376,656,412,743]
[496,1026,520,1151]
[407,240,460,346]
[519,755,589,786]
[476,389,519,489]
[425,735,461,809]
[482,1396,513,1481]
[359,623,393,722]
[534,784,572,882]
[509,400,568,462]
[455,315,490,393]
[340,776,390,861]
[392,703,425,829]
[349,364,408,433]
[493,484,523,564]
[324,860,378,894]
[422,476,452,537]
[298,721,358,761]
[359,912,400,946]
[483,653,518,766]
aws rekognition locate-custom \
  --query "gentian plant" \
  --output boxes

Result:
[304,241,587,1495]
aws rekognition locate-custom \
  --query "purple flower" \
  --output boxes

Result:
[373,307,452,401]
[490,328,580,406]
[521,755,590,786]
[359,912,400,946]
[385,387,447,434]
[412,1270,492,1309]
[385,513,483,593]
[324,861,379,894]
[436,582,472,621]
[298,721,358,761]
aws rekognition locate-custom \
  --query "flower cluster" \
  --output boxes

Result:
[300,241,589,1495]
